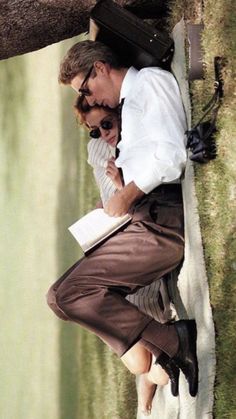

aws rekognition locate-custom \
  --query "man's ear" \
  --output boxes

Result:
[94,61,110,76]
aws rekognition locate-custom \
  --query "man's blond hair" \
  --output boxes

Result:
[59,40,121,84]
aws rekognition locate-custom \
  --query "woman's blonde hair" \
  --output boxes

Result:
[74,95,118,126]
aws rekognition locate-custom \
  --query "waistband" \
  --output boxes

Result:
[131,184,182,214]
[149,183,182,197]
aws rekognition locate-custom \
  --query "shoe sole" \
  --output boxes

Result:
[176,319,198,397]
[186,319,198,397]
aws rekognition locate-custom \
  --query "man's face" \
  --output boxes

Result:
[71,62,120,109]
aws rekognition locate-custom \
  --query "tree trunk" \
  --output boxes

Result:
[0,0,165,60]
[0,0,127,60]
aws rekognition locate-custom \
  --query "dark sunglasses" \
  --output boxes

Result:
[78,65,94,97]
[89,119,114,139]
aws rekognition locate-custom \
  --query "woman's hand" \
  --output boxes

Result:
[106,157,123,190]
[95,200,103,209]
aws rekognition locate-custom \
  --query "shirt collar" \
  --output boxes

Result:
[119,66,139,102]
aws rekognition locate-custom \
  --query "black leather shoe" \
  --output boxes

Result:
[155,353,180,396]
[173,319,198,397]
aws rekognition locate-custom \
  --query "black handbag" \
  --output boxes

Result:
[186,56,225,163]
[90,0,174,70]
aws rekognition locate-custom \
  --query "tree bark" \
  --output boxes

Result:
[0,0,164,60]
[0,0,128,59]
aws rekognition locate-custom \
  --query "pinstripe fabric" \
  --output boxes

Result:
[87,138,117,205]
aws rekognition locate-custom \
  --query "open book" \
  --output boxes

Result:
[68,208,132,254]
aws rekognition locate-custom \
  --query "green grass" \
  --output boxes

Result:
[77,330,137,419]
[170,0,236,417]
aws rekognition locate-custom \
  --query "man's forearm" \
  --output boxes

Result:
[104,181,145,217]
[120,181,145,206]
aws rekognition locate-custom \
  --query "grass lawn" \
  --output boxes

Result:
[170,0,236,417]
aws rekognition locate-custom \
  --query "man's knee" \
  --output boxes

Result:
[56,282,107,324]
[46,285,55,308]
[46,284,69,321]
[52,280,88,321]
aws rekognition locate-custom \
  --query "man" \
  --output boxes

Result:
[47,40,198,397]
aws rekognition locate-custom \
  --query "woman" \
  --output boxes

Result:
[74,95,172,415]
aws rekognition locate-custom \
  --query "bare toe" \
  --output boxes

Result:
[138,373,157,415]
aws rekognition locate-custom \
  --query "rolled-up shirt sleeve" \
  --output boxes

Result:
[116,68,187,194]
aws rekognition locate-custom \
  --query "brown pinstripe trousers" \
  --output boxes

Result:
[47,184,184,358]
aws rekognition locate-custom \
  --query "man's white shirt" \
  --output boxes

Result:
[116,66,187,194]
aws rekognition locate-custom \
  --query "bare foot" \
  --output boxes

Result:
[137,373,157,416]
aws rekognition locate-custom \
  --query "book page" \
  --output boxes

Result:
[68,209,132,253]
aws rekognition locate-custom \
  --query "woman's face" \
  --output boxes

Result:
[85,108,119,148]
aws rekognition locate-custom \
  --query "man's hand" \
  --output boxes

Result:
[104,191,129,216]
[106,157,123,190]
[104,181,144,217]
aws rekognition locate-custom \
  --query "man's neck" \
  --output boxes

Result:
[110,67,129,101]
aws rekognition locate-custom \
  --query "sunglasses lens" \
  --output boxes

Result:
[101,120,113,130]
[89,119,114,139]
[90,128,101,139]
[79,88,90,97]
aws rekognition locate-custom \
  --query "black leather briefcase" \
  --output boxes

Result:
[90,0,174,70]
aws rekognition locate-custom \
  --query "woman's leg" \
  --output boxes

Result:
[148,357,169,386]
[120,342,151,375]
[121,344,169,415]
[121,343,169,384]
